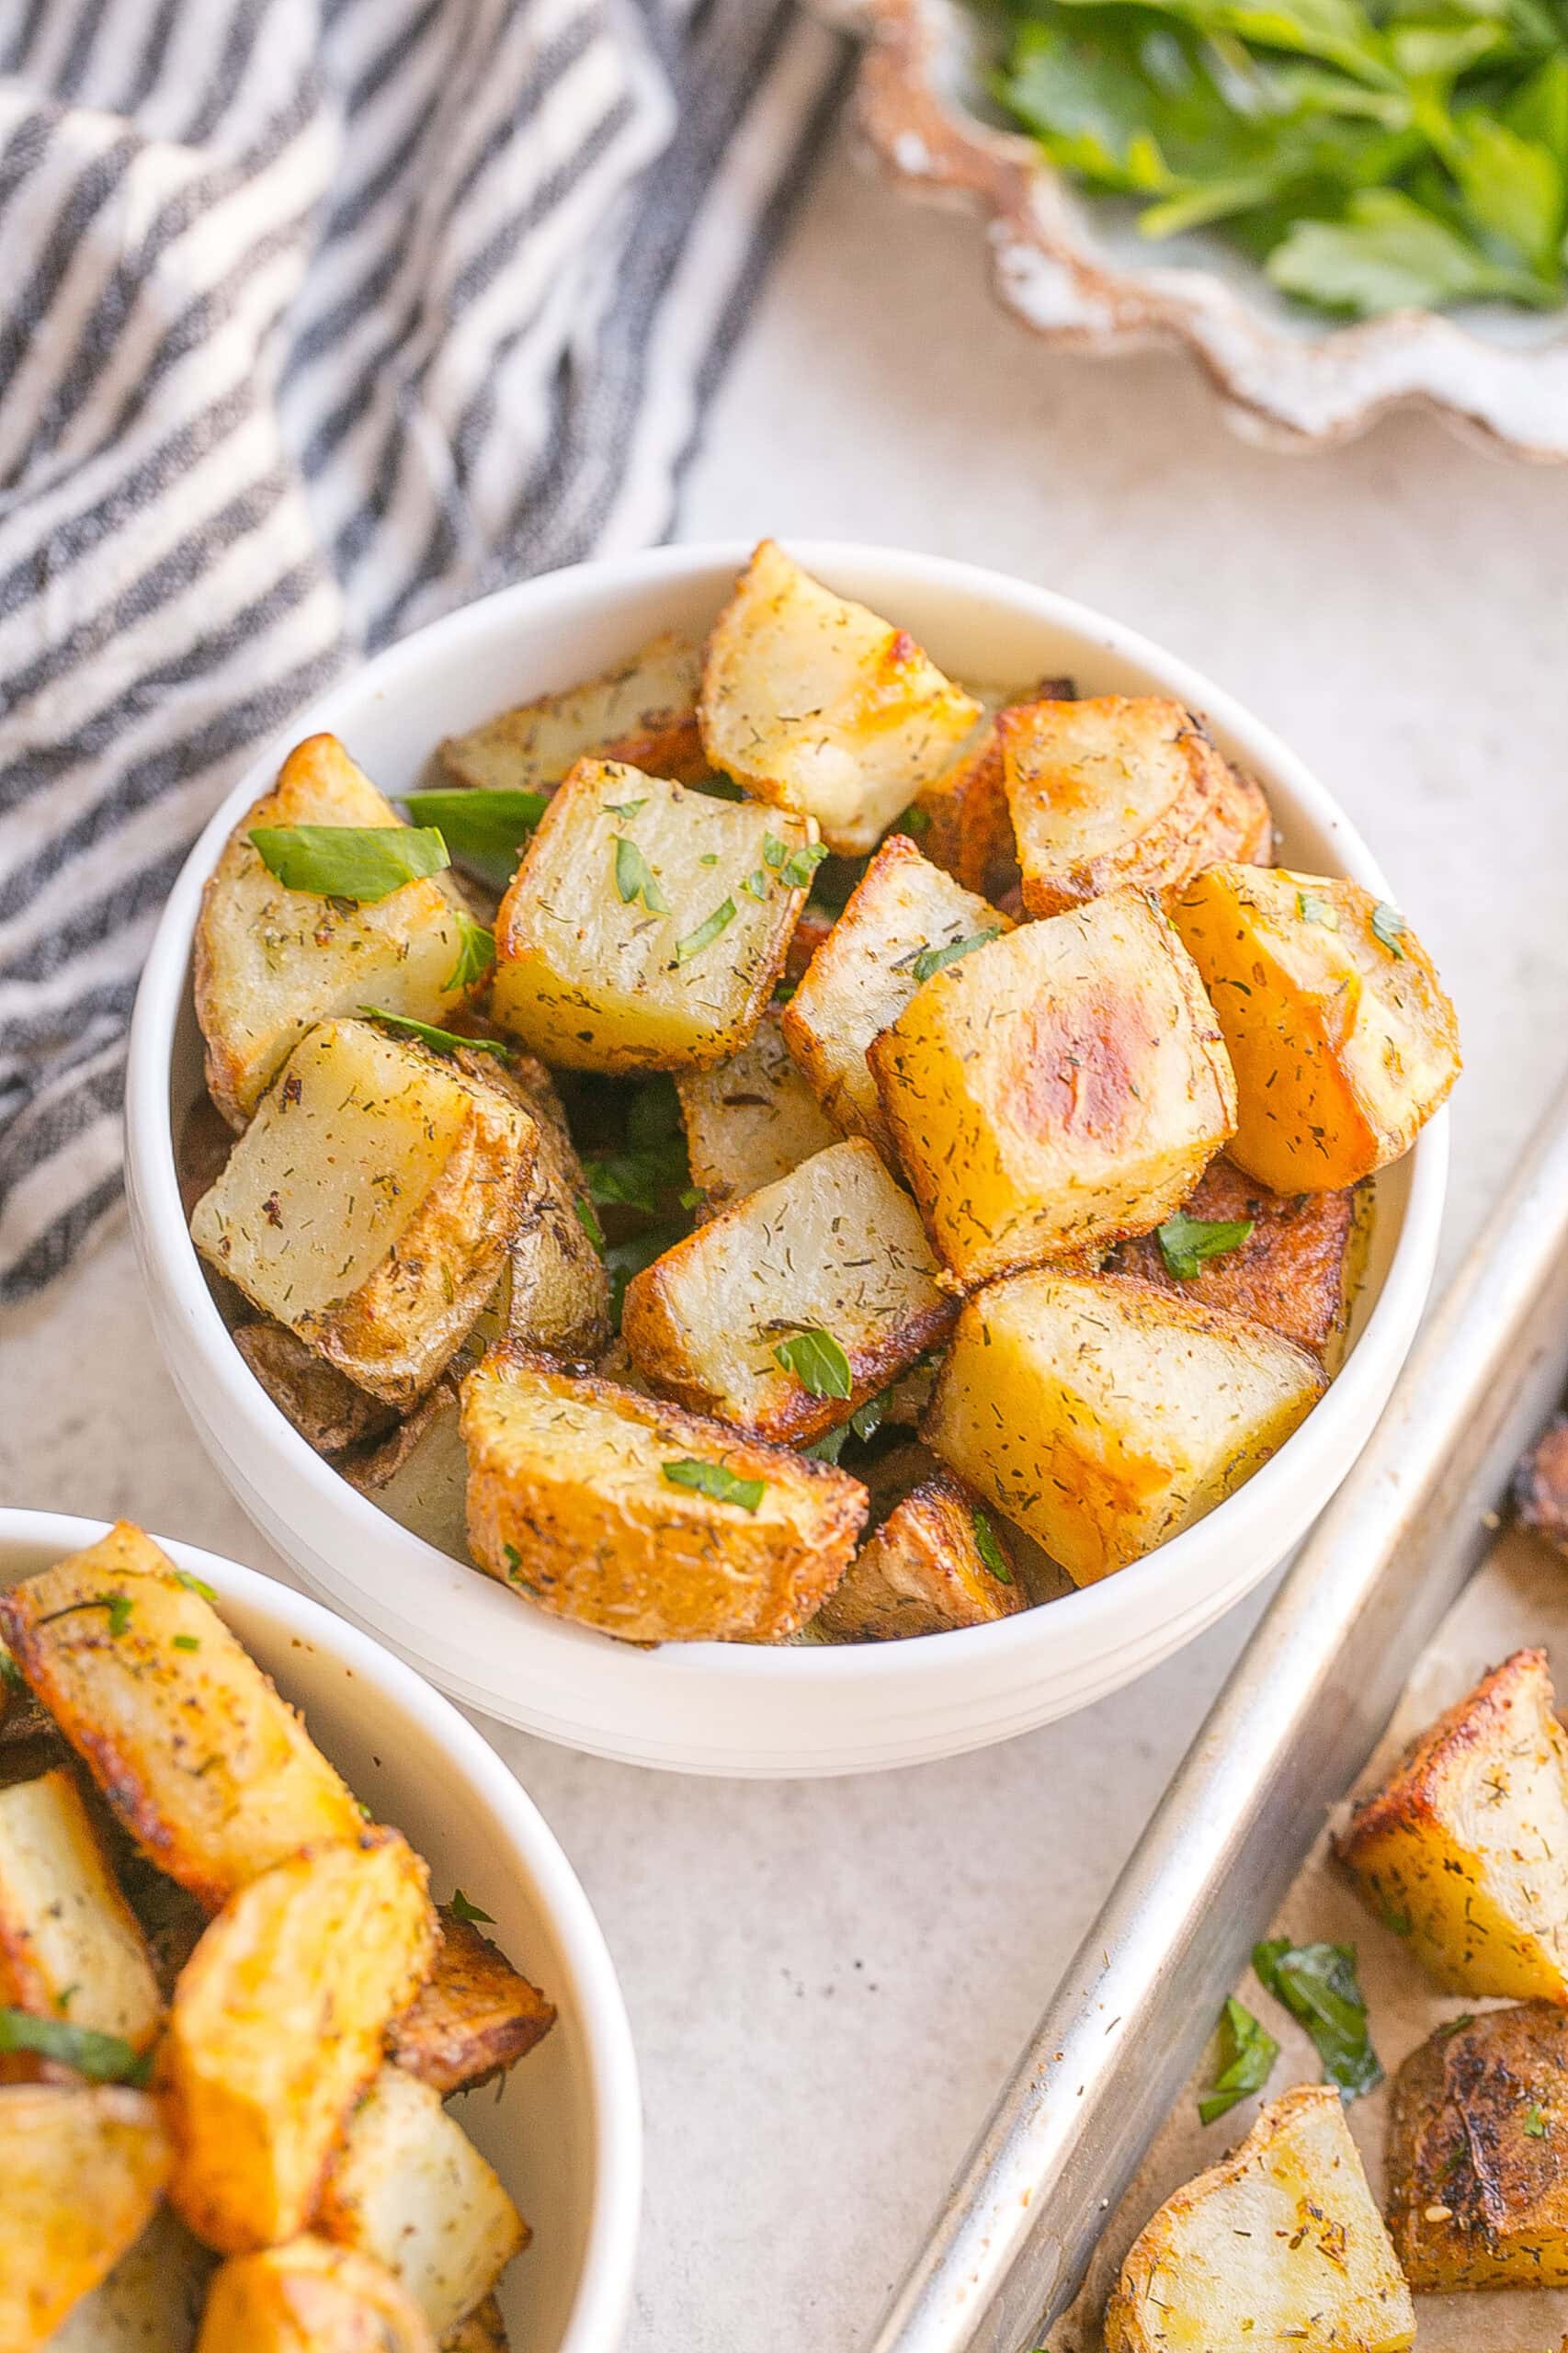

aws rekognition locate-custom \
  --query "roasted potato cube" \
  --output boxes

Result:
[677,1011,839,1217]
[1172,863,1460,1192]
[0,2083,172,2349]
[620,1138,956,1445]
[780,835,1011,1158]
[197,2237,434,2353]
[342,1384,469,1562]
[488,759,814,1071]
[925,1273,1324,1585]
[390,1906,555,2095]
[461,1347,868,1643]
[439,631,706,795]
[463,1051,610,1358]
[234,1325,399,1458]
[869,890,1236,1286]
[165,1830,437,2255]
[699,540,982,855]
[0,1767,161,2051]
[0,1525,360,1913]
[317,2067,526,2336]
[1001,696,1272,919]
[905,678,1074,892]
[1107,1155,1362,1364]
[1335,1647,1568,1997]
[1104,2084,1414,2351]
[814,1474,1024,1641]
[1386,2002,1568,2290]
[195,733,477,1124]
[49,2205,213,2353]
[191,1019,537,1410]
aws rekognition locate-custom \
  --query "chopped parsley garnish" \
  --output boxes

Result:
[1253,1937,1382,2099]
[358,1007,512,1062]
[614,835,667,914]
[741,868,767,901]
[912,928,1000,985]
[0,2007,148,2084]
[442,911,495,992]
[174,1571,219,1604]
[780,842,829,891]
[403,788,549,884]
[1156,1209,1256,1281]
[1525,2102,1550,2138]
[574,1195,606,1251]
[249,824,449,901]
[675,899,736,964]
[602,799,648,819]
[662,1459,767,1512]
[971,1508,1012,1584]
[898,806,930,836]
[449,1889,495,1926]
[762,834,789,870]
[172,1634,200,1653]
[773,1328,853,1400]
[1297,892,1339,929]
[1199,1995,1279,2126]
[1371,902,1407,959]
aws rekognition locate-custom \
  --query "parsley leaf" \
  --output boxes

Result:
[898,806,931,836]
[614,836,668,914]
[971,1508,1013,1584]
[442,912,495,993]
[359,1006,512,1062]
[1525,2101,1551,2138]
[912,928,1001,985]
[1253,1937,1382,2098]
[1199,1995,1280,2125]
[174,1570,219,1604]
[773,1329,853,1400]
[781,842,830,891]
[0,2006,147,2084]
[762,835,789,869]
[1297,891,1339,928]
[249,824,449,901]
[574,1195,606,1251]
[403,788,548,886]
[741,868,768,901]
[1371,901,1407,958]
[602,799,648,819]
[1156,1209,1256,1280]
[661,1459,767,1511]
[449,1889,495,1926]
[675,899,736,964]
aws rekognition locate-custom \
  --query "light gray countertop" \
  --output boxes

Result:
[4,119,1568,2353]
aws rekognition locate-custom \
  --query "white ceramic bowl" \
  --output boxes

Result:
[126,541,1448,1777]
[0,1509,641,2352]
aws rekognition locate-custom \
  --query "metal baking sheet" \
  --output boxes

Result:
[866,1072,1568,2353]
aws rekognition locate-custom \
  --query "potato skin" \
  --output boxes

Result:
[196,2236,436,2353]
[341,1383,470,1563]
[438,630,708,797]
[1172,863,1460,1192]
[0,2084,173,2350]
[233,1325,399,1458]
[389,1906,555,2095]
[461,1347,868,1643]
[1335,1647,1568,1999]
[814,1474,1025,1642]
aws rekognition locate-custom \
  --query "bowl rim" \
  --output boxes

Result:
[125,538,1448,1746]
[0,1505,643,2353]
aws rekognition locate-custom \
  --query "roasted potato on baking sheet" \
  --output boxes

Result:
[192,1019,536,1410]
[196,2236,435,2353]
[1172,863,1460,1193]
[0,1525,360,1912]
[0,1765,162,2052]
[1103,2084,1414,2351]
[164,1829,436,2254]
[342,1382,470,1561]
[620,1138,955,1445]
[439,630,707,796]
[1335,1646,1568,1998]
[814,1473,1024,1641]
[869,890,1236,1287]
[462,1347,867,1643]
[676,1011,839,1217]
[699,540,982,855]
[489,759,814,1071]
[317,2065,526,2336]
[390,1906,556,2095]
[49,2205,212,2353]
[0,2082,173,2349]
[780,835,1011,1159]
[925,1273,1324,1585]
[233,1324,399,1457]
[1000,695,1273,919]
[195,733,477,1125]
[1386,2001,1568,2290]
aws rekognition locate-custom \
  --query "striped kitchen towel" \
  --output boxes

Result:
[0,0,846,1305]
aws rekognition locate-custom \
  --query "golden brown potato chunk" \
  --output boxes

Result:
[197,2237,435,2353]
[780,835,1011,1159]
[390,1906,555,2095]
[475,1055,611,1359]
[0,1525,360,1913]
[1001,696,1272,919]
[905,680,1074,896]
[233,1325,398,1458]
[620,1139,956,1446]
[191,1019,537,1410]
[1172,864,1460,1192]
[677,1011,839,1218]
[699,540,981,855]
[814,1474,1024,1642]
[194,733,476,1125]
[341,1383,469,1562]
[489,759,814,1071]
[1107,1155,1361,1364]
[0,1766,162,2052]
[461,1347,867,1643]
[439,630,707,795]
[165,1830,437,2255]
[0,2083,173,2350]
[1104,2084,1414,2351]
[1386,2002,1568,2290]
[1336,1647,1568,1998]
[925,1273,1324,1585]
[869,890,1237,1288]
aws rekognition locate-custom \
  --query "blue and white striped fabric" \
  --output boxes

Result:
[0,0,845,1302]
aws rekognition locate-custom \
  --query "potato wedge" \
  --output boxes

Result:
[1386,2002,1568,2290]
[925,1272,1324,1585]
[0,1524,360,1912]
[50,2206,213,2353]
[1001,696,1272,919]
[814,1475,1024,1641]
[390,1907,555,2095]
[1172,863,1460,1191]
[164,1829,437,2254]
[317,2067,526,2336]
[234,1325,399,1458]
[342,1383,469,1562]
[462,1051,610,1358]
[905,681,1074,894]
[869,890,1236,1287]
[699,540,982,855]
[191,1019,537,1410]
[194,733,477,1125]
[620,1139,955,1445]
[1104,2084,1414,2351]
[1335,1647,1568,1998]
[0,2083,172,2349]
[677,1011,839,1218]
[462,1347,867,1643]
[439,631,706,796]
[780,835,1011,1159]
[489,759,814,1072]
[1108,1154,1362,1364]
[0,1766,162,2051]
[196,2237,435,2353]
